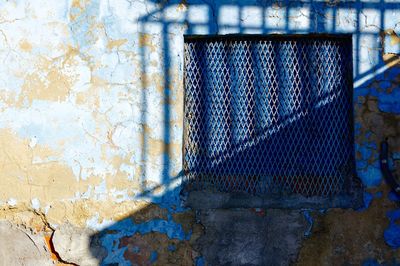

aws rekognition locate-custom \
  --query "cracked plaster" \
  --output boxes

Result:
[0,0,399,265]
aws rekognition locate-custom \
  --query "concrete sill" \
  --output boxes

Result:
[183,188,364,210]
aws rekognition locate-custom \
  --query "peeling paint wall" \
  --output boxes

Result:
[0,0,399,265]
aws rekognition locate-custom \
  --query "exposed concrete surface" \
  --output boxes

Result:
[186,190,363,209]
[195,208,307,266]
[52,222,106,266]
[0,220,52,266]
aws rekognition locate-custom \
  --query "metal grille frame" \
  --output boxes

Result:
[182,34,363,209]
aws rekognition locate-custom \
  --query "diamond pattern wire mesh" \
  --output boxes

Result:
[183,36,354,197]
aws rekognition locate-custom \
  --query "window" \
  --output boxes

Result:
[183,34,362,209]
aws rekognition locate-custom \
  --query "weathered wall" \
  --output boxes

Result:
[0,0,399,265]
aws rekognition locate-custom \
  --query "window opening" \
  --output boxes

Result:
[183,34,361,208]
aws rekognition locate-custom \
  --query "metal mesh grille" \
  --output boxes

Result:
[183,36,354,197]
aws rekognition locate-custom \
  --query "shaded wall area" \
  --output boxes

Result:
[0,0,399,265]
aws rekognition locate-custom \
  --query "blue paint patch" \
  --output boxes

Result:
[378,103,400,114]
[69,0,101,50]
[319,209,327,214]
[389,191,400,202]
[362,258,380,266]
[132,246,140,253]
[387,209,400,221]
[365,142,377,149]
[195,256,205,266]
[356,159,368,169]
[386,66,399,79]
[150,250,158,263]
[354,87,371,98]
[358,167,382,187]
[99,215,191,264]
[364,132,373,140]
[357,191,374,212]
[384,224,400,249]
[359,146,373,160]
[384,210,400,248]
[168,244,177,252]
[146,186,188,213]
[379,81,392,90]
[388,158,395,171]
[377,90,400,114]
[393,152,400,160]
[374,191,383,199]
[364,192,374,208]
[302,210,313,237]
[354,123,362,136]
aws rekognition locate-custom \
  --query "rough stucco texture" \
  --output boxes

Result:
[0,0,399,265]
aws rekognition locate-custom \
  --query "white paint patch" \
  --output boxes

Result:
[219,5,239,26]
[360,8,381,32]
[120,163,135,180]
[110,188,131,203]
[94,179,108,200]
[29,136,38,148]
[242,6,263,28]
[264,6,286,30]
[86,213,114,231]
[188,5,209,24]
[288,7,310,30]
[7,198,17,206]
[31,198,40,210]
